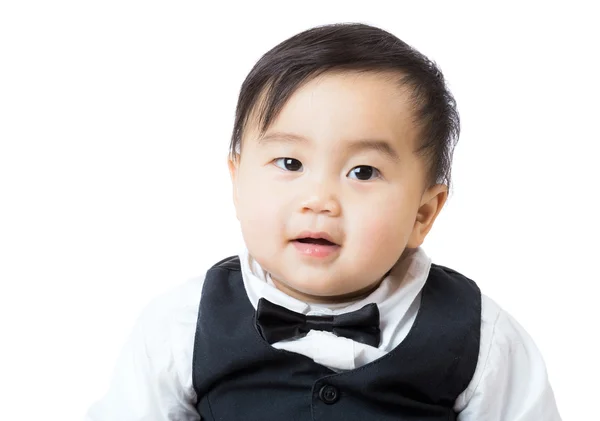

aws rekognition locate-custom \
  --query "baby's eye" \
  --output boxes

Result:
[274,157,303,172]
[347,165,381,181]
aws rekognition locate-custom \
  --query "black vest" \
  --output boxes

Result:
[193,256,481,420]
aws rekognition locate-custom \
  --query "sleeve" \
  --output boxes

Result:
[455,298,561,421]
[84,277,203,421]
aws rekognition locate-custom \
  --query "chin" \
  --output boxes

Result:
[282,277,350,297]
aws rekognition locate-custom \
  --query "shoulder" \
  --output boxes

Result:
[429,263,480,293]
[208,255,241,272]
[455,294,560,418]
[478,294,538,357]
[140,275,206,329]
[135,274,208,389]
[84,274,208,419]
[471,294,534,385]
[132,274,206,367]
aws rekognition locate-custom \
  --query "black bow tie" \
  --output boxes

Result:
[255,298,381,348]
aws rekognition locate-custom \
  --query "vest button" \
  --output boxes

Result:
[319,384,339,404]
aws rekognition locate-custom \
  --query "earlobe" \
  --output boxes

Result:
[228,155,240,218]
[407,184,448,248]
[228,155,238,183]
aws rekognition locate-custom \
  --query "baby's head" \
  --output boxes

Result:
[228,23,459,303]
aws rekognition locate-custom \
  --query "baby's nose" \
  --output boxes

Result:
[300,192,341,216]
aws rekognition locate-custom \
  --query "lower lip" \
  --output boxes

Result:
[291,240,340,258]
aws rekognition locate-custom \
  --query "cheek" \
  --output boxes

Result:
[238,193,279,231]
[356,213,404,246]
[347,193,416,252]
[236,173,289,247]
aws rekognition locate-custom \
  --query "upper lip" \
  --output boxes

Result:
[293,231,340,245]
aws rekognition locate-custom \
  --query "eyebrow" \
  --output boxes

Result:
[258,131,401,162]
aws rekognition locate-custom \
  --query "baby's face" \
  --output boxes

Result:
[230,71,445,303]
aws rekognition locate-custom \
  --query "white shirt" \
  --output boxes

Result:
[85,247,561,420]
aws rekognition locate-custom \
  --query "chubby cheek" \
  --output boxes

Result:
[236,179,288,257]
[346,200,414,272]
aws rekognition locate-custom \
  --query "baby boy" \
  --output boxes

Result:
[85,22,561,420]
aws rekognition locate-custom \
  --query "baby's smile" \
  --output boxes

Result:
[290,231,341,259]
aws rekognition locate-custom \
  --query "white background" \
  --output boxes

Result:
[1,1,598,419]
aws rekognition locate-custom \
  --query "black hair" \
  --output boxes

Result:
[230,22,460,188]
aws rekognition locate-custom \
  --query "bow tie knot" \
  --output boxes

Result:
[256,298,381,348]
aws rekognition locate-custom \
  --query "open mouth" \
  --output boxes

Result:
[295,237,337,246]
[291,232,340,257]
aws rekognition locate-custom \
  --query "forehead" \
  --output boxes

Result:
[244,71,419,153]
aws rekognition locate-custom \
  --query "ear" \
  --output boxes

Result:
[407,184,448,248]
[228,155,240,219]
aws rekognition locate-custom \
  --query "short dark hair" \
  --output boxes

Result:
[230,22,460,188]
